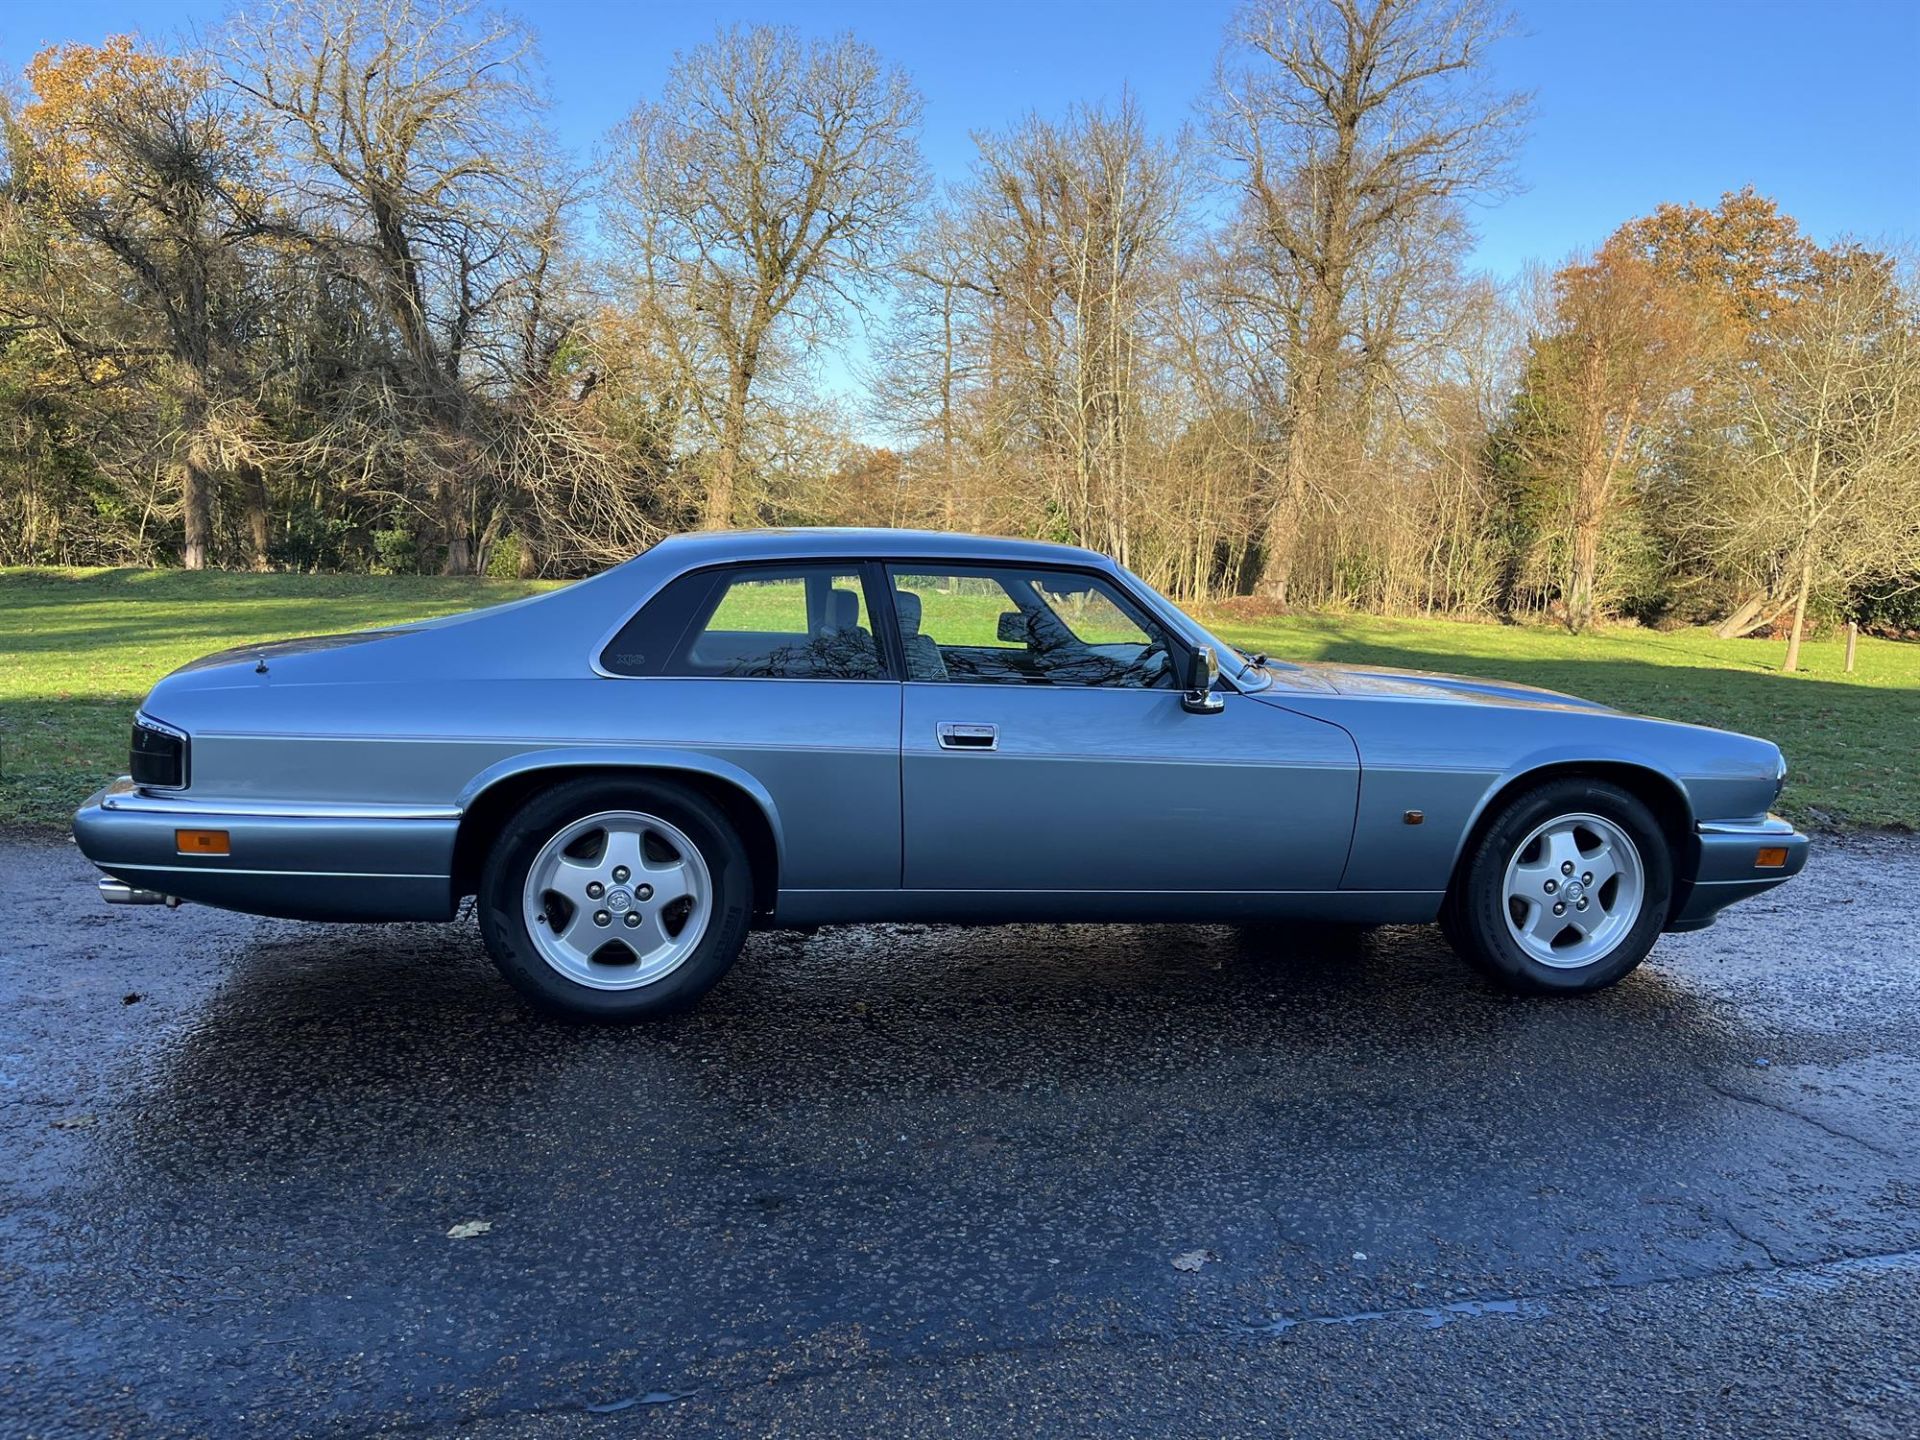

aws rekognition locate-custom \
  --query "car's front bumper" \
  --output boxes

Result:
[73,779,460,921]
[1666,814,1810,931]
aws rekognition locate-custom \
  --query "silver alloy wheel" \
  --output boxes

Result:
[1501,811,1645,969]
[522,810,712,990]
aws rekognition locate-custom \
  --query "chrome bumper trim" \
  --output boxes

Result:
[75,782,461,922]
[95,776,460,822]
[95,862,447,880]
[1696,814,1798,837]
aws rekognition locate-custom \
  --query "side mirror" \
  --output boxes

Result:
[1182,645,1224,714]
[995,611,1027,644]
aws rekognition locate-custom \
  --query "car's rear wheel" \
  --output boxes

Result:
[478,778,752,1020]
[1442,777,1672,994]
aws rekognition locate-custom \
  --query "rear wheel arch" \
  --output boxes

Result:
[1450,761,1694,917]
[452,763,780,918]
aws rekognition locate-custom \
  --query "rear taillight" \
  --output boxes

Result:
[130,714,188,789]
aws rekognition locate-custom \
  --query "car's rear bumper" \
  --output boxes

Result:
[73,779,459,921]
[1667,814,1810,931]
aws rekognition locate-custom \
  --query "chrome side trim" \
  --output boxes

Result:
[585,670,901,685]
[777,885,1449,899]
[96,778,460,822]
[134,711,189,741]
[93,862,449,880]
[1696,815,1798,836]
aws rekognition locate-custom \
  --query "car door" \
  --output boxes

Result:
[886,564,1359,894]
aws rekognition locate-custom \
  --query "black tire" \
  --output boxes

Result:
[478,777,752,1021]
[1441,777,1672,995]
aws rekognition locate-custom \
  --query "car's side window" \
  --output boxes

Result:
[599,565,887,680]
[888,567,1175,689]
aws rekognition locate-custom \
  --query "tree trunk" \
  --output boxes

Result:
[432,420,474,574]
[706,368,752,530]
[1260,303,1345,604]
[1782,556,1813,673]
[242,464,272,571]
[1716,593,1797,639]
[1563,364,1636,635]
[706,441,738,531]
[1256,491,1296,605]
[1565,517,1600,634]
[1568,433,1635,632]
[179,426,214,572]
[441,481,473,574]
[1713,594,1766,640]
[1257,410,1315,604]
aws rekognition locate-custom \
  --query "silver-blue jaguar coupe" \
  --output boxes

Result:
[74,529,1809,1020]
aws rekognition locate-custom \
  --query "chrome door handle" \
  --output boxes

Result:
[936,722,998,751]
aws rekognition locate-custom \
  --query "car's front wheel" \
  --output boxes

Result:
[1442,777,1672,995]
[478,778,752,1020]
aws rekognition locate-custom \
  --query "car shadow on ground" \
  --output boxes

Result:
[117,915,1753,1180]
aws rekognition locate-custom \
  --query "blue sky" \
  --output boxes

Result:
[2,0,1913,277]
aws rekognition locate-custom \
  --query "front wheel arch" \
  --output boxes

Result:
[452,763,780,918]
[1449,762,1694,924]
[1444,775,1675,993]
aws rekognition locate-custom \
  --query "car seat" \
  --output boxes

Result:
[893,589,949,682]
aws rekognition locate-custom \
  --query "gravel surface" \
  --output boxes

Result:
[1,831,1915,1437]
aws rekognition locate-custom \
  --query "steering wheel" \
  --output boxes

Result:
[1134,639,1171,686]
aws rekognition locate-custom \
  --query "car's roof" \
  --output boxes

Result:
[648,528,1115,569]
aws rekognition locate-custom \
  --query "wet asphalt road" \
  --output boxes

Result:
[1,833,1917,1438]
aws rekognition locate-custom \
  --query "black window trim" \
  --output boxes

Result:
[593,558,897,682]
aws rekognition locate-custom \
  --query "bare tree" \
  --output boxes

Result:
[229,0,549,572]
[605,26,924,528]
[1211,0,1526,600]
[864,203,980,529]
[964,93,1187,563]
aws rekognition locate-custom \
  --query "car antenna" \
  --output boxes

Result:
[254,654,269,674]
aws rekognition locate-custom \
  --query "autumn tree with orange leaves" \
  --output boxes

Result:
[1507,243,1721,632]
[1612,189,1903,641]
[5,36,281,568]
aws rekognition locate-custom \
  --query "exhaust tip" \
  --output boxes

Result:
[98,878,179,907]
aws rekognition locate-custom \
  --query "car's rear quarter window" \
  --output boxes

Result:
[600,564,887,680]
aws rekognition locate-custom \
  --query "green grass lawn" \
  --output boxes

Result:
[0,568,551,831]
[3,566,1914,832]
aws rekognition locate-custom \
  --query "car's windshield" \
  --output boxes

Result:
[1114,565,1273,690]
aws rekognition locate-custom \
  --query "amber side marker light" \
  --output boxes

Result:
[1755,846,1789,869]
[176,829,230,856]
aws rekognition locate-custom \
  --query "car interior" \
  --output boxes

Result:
[681,572,885,679]
[659,564,1174,688]
[891,570,1174,689]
